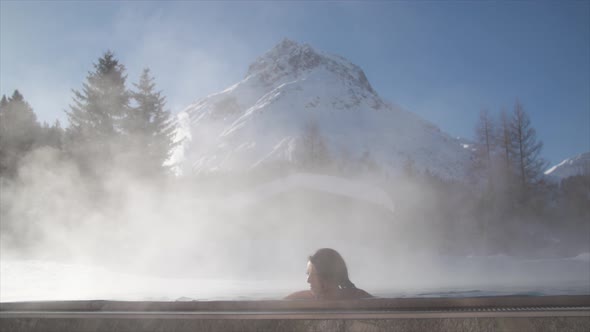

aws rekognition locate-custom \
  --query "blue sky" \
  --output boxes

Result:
[1,1,588,166]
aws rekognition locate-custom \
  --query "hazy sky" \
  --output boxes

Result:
[1,1,588,166]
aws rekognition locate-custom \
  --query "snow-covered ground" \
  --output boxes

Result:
[2,253,588,302]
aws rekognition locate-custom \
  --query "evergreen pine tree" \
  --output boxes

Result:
[40,120,64,150]
[297,119,330,171]
[65,51,130,175]
[403,157,416,178]
[0,90,42,176]
[0,95,7,169]
[125,68,177,176]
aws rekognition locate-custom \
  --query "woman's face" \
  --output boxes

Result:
[306,261,323,296]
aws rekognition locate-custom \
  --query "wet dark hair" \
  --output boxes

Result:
[309,248,357,289]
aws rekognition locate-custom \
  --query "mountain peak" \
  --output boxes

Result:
[246,39,318,76]
[270,38,309,56]
[246,39,376,95]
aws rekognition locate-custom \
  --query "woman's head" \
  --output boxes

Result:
[306,248,356,297]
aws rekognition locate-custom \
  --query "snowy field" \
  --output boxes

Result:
[2,253,588,302]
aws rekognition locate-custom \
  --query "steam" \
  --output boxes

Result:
[0,146,344,280]
[2,144,588,302]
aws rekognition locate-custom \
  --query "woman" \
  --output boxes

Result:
[285,248,372,300]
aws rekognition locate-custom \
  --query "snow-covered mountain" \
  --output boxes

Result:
[545,152,590,181]
[173,39,471,178]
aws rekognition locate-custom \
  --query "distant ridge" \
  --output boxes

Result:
[545,152,590,181]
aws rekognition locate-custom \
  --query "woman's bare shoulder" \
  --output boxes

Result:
[342,288,373,299]
[284,290,315,300]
